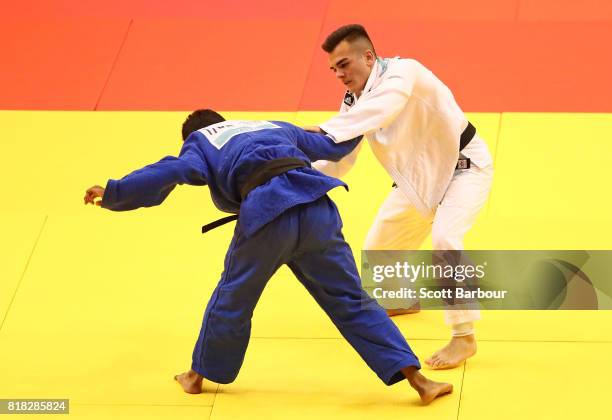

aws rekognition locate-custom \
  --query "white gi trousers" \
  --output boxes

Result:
[363,134,494,327]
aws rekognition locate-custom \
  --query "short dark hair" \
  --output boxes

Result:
[182,109,226,140]
[321,24,376,54]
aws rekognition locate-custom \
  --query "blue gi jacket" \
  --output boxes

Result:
[101,121,361,237]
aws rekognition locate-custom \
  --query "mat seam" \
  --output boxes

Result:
[0,215,48,332]
[456,360,467,420]
[296,0,332,111]
[94,19,134,111]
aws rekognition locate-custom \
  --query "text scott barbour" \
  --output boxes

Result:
[372,287,508,300]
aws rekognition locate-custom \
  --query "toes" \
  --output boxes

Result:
[434,358,449,369]
[425,354,439,366]
[426,354,441,367]
[435,384,453,398]
[432,358,460,370]
[431,357,453,370]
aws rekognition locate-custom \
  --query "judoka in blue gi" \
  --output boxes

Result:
[84,109,452,404]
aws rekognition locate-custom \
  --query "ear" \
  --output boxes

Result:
[365,50,376,67]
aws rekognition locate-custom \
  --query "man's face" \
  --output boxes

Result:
[328,39,375,95]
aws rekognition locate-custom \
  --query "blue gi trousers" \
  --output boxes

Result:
[192,195,420,385]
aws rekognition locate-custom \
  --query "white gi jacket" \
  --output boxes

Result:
[317,57,492,217]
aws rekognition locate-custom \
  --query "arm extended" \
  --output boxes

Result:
[320,75,410,142]
[291,125,362,162]
[87,143,208,211]
[312,142,362,179]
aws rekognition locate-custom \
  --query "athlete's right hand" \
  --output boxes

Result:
[84,185,105,206]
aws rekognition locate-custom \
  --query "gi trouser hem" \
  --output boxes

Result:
[191,363,236,385]
[382,358,421,386]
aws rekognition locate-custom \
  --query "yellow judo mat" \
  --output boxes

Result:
[1,111,612,419]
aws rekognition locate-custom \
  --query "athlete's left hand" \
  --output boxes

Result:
[302,126,323,134]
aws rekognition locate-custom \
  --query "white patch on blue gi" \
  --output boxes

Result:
[198,121,282,150]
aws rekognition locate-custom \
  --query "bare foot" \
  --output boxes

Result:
[386,302,421,316]
[425,334,476,370]
[401,366,453,405]
[174,370,204,394]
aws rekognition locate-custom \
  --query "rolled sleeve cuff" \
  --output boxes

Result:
[101,179,119,209]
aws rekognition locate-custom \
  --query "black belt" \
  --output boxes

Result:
[392,121,476,188]
[239,158,308,200]
[456,121,476,170]
[460,122,476,152]
[201,157,308,234]
[455,121,475,170]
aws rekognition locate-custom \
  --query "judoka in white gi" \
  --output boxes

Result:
[308,24,494,369]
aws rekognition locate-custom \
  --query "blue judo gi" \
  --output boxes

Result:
[101,120,420,385]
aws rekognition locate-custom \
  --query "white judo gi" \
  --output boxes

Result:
[315,57,494,332]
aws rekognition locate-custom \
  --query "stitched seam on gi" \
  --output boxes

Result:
[196,229,242,367]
